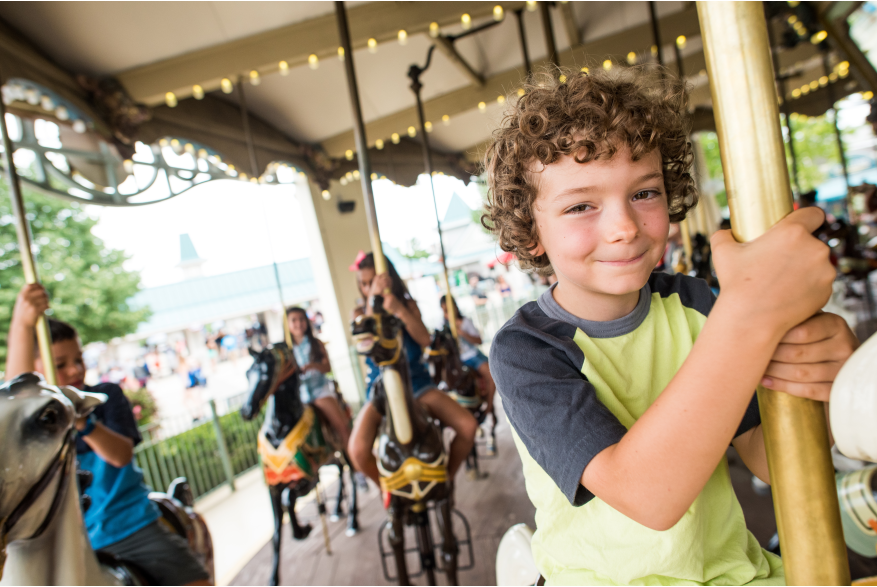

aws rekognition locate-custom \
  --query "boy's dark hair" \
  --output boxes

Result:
[353,252,412,302]
[439,294,464,320]
[483,66,698,275]
[285,306,324,364]
[35,318,78,351]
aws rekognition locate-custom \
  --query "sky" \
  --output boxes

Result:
[90,173,484,288]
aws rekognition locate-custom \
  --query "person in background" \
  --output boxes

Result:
[347,252,477,487]
[439,294,496,413]
[6,283,211,586]
[286,306,350,448]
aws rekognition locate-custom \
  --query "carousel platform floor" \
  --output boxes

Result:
[231,398,536,586]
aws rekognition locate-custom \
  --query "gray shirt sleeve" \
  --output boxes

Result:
[490,304,628,506]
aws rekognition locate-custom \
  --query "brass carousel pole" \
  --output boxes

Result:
[0,80,58,385]
[697,3,849,585]
[408,49,458,340]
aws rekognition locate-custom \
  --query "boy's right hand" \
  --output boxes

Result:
[711,207,835,335]
[12,283,49,328]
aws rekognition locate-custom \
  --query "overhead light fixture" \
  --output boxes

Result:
[603,59,612,70]
[308,54,319,70]
[442,114,451,125]
[425,121,433,132]
[221,78,233,94]
[493,5,504,21]
[192,85,204,100]
[526,1,537,12]
[338,47,345,60]
[345,149,354,160]
[368,38,378,53]
[461,13,472,30]
[165,92,178,107]
[249,70,261,85]
[322,190,331,200]
[429,22,440,38]
[279,61,289,75]
[627,52,637,65]
[478,101,487,112]
[398,30,408,45]
[407,126,416,137]
[376,139,385,149]
[391,133,401,144]
[676,35,686,49]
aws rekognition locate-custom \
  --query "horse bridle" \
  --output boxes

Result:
[2,429,75,541]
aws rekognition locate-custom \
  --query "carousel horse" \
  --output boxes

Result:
[240,345,359,587]
[352,297,471,586]
[0,373,214,586]
[425,326,497,478]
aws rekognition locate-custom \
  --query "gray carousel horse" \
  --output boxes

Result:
[0,373,213,586]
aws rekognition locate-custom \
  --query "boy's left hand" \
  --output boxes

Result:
[760,312,859,402]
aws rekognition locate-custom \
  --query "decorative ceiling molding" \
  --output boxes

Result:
[116,2,526,106]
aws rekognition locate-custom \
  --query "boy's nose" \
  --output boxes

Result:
[603,205,639,243]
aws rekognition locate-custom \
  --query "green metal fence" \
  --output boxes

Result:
[134,393,264,500]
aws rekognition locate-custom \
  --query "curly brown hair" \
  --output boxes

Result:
[483,65,697,274]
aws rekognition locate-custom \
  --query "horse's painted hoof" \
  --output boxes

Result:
[345,527,359,537]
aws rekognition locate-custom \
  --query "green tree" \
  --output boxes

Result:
[0,183,150,365]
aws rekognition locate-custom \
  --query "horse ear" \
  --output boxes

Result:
[58,386,107,418]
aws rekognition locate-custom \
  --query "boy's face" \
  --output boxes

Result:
[35,338,86,389]
[531,146,669,310]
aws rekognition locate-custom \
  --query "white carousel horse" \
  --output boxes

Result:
[0,373,117,585]
[830,331,877,464]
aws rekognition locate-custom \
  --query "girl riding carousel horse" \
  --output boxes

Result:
[347,253,477,489]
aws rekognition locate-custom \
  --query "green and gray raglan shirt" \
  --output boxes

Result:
[491,272,783,586]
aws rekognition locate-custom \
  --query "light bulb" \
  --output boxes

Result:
[478,101,487,112]
[368,38,378,53]
[580,67,589,74]
[407,126,416,137]
[371,172,378,180]
[676,35,686,49]
[526,1,537,12]
[249,70,261,85]
[603,59,612,70]
[193,85,204,99]
[493,5,504,21]
[221,78,233,93]
[353,169,360,179]
[811,30,827,44]
[497,95,506,103]
[279,61,289,75]
[425,121,433,132]
[517,88,525,96]
[376,139,384,150]
[442,114,450,125]
[627,52,636,65]
[308,54,319,70]
[558,75,567,84]
[398,30,408,45]
[165,92,178,107]
[322,190,331,201]
[391,133,401,144]
[55,106,69,121]
[461,14,472,30]
[338,47,345,60]
[429,22,440,38]
[345,149,354,161]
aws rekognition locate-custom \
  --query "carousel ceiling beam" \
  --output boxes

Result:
[322,4,704,158]
[116,2,526,106]
[434,36,485,87]
[558,2,581,47]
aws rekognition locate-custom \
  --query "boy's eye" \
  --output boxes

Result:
[564,203,593,214]
[633,190,660,201]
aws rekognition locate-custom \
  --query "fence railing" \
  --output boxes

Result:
[134,393,263,500]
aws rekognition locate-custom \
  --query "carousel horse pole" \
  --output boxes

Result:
[0,74,58,385]
[408,47,458,340]
[698,3,849,584]
[240,77,335,556]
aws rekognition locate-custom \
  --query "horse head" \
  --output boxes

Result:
[0,374,106,567]
[241,345,299,421]
[425,327,457,389]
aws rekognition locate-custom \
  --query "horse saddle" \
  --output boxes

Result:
[258,405,330,485]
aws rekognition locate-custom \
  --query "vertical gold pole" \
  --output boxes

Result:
[679,218,693,274]
[0,85,57,385]
[697,3,849,585]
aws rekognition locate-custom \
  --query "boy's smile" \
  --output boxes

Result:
[531,146,669,321]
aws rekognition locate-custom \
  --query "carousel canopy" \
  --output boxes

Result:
[0,1,871,205]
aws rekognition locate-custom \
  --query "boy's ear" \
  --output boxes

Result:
[529,241,546,257]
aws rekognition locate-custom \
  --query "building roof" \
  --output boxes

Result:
[178,233,202,264]
[442,193,475,228]
[130,258,317,337]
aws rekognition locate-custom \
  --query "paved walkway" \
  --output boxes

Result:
[230,400,535,586]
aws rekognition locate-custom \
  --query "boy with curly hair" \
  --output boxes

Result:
[486,67,857,585]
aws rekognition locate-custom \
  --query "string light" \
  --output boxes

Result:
[398,30,408,45]
[493,5,504,21]
[699,69,707,77]
[462,13,472,30]
[651,45,658,57]
[478,101,487,112]
[55,106,69,121]
[429,22,440,38]
[345,149,354,160]
[787,15,798,24]
[526,1,537,11]
[792,88,801,98]
[165,92,178,107]
[221,78,233,93]
[279,61,289,75]
[322,190,331,200]
[627,52,637,65]
[676,35,686,49]
[801,85,810,95]
[376,139,385,150]
[308,54,319,70]
[819,75,828,86]
[809,80,818,90]
[442,114,450,125]
[865,91,874,100]
[40,95,54,111]
[603,59,613,70]
[580,67,589,74]
[497,94,506,103]
[338,47,345,60]
[811,30,827,44]
[391,133,401,144]
[190,85,204,100]
[249,70,261,85]
[425,121,433,132]
[407,126,416,137]
[240,172,248,181]
[72,120,87,134]
[353,169,361,179]
[368,38,378,53]
[829,72,838,81]
[340,176,348,186]
[558,75,567,84]
[517,87,526,96]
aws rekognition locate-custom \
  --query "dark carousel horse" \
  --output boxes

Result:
[352,296,471,586]
[425,326,497,479]
[240,345,359,587]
